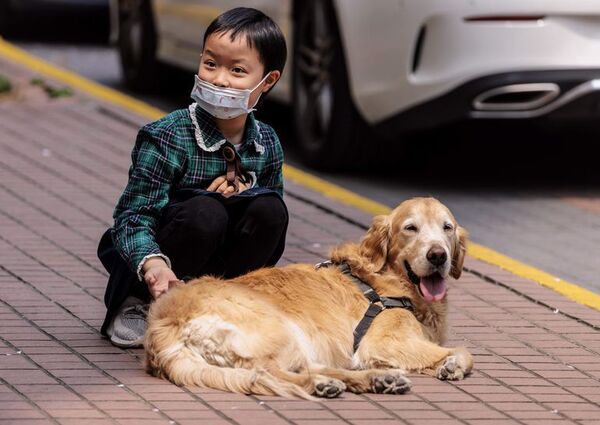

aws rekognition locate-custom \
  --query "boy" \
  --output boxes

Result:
[98,7,288,348]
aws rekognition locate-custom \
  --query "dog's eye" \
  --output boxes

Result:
[443,223,454,231]
[404,224,418,232]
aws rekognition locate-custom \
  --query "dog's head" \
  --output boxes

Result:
[359,197,468,303]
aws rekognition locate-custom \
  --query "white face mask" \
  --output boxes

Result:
[190,73,270,119]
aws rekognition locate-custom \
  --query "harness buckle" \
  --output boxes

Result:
[363,288,380,304]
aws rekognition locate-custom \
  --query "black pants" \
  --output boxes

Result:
[98,193,288,335]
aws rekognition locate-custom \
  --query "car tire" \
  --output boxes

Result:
[118,0,162,91]
[292,0,369,170]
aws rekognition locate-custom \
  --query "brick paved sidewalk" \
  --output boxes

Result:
[1,55,600,425]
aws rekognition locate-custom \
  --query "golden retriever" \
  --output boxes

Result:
[144,197,472,399]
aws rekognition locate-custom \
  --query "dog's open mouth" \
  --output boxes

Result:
[404,261,447,303]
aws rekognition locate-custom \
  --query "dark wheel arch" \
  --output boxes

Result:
[292,0,371,170]
[117,0,163,92]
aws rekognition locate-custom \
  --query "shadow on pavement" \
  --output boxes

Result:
[258,98,600,196]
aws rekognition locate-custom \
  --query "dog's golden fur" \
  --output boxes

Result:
[144,197,473,399]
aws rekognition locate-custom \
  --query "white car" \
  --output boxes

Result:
[109,0,600,168]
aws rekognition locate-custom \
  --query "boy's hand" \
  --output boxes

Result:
[207,175,249,197]
[142,258,178,299]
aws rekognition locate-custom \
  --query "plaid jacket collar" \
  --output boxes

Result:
[189,103,265,155]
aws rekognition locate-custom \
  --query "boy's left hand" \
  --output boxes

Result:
[207,175,249,197]
[144,263,178,299]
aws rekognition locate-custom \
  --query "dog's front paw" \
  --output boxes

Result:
[371,371,411,394]
[437,355,466,380]
[314,376,346,398]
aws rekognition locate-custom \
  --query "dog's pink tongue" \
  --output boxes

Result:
[420,275,447,302]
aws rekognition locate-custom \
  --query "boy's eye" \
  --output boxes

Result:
[204,60,216,68]
[232,67,245,74]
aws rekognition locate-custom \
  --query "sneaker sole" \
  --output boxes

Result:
[109,334,144,349]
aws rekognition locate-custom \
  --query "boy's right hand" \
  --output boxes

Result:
[207,175,249,197]
[143,258,178,299]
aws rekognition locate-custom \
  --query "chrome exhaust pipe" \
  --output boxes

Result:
[472,83,560,111]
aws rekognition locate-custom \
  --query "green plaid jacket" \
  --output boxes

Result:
[112,103,284,276]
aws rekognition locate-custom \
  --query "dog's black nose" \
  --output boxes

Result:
[427,246,447,266]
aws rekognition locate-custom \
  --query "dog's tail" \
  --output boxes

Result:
[146,346,315,400]
[144,320,315,400]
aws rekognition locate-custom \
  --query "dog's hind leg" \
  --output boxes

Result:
[265,367,346,398]
[306,367,411,395]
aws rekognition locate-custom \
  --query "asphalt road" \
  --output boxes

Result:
[4,10,600,294]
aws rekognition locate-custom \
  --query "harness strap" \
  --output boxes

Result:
[315,260,414,352]
[352,303,383,352]
[222,146,240,192]
[381,297,414,310]
[221,146,249,192]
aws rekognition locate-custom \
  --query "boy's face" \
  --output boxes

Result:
[198,31,280,109]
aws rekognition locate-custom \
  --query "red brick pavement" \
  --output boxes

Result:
[1,55,600,425]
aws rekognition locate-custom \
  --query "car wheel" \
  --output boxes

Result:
[118,0,161,91]
[293,0,368,170]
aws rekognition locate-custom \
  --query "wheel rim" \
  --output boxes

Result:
[295,0,334,152]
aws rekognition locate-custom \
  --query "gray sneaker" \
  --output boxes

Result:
[106,296,149,348]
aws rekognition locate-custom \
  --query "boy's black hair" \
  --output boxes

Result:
[203,7,287,77]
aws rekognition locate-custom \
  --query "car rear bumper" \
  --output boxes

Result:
[343,5,600,124]
[373,69,600,137]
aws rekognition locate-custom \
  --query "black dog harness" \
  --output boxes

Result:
[315,260,414,352]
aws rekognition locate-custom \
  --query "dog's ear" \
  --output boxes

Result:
[450,225,469,279]
[359,214,390,272]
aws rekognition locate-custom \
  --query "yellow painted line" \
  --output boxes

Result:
[283,166,390,216]
[467,243,600,311]
[2,36,599,312]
